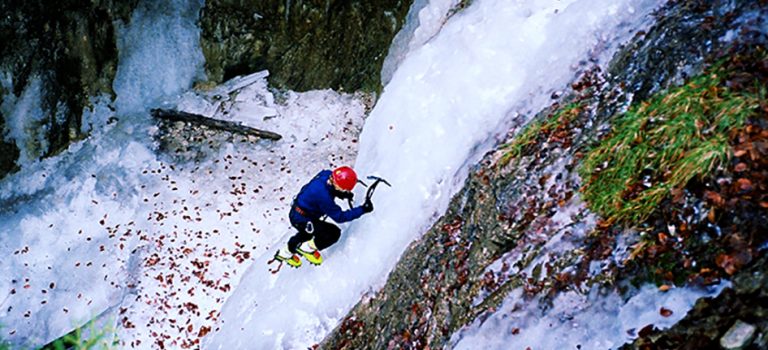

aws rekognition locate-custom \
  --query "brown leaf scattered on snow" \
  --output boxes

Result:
[659,307,673,317]
[197,326,211,338]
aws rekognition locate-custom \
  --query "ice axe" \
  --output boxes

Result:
[364,175,391,203]
[343,176,390,209]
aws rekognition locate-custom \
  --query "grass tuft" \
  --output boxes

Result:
[578,64,763,225]
[38,319,117,350]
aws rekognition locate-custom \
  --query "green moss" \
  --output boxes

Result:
[38,319,116,350]
[578,64,763,225]
[497,102,583,168]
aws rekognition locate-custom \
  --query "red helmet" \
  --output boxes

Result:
[332,166,357,191]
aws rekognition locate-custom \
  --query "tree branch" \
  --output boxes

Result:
[151,108,282,141]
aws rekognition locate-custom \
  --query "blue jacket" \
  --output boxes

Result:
[289,170,365,227]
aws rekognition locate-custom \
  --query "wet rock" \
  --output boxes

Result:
[606,0,762,104]
[199,0,412,92]
[733,269,768,296]
[622,255,768,350]
[0,0,138,179]
[720,320,757,350]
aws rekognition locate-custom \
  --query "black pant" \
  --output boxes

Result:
[287,220,341,253]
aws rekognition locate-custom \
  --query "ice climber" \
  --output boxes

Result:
[274,166,373,267]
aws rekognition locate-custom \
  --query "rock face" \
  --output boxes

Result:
[0,0,138,178]
[199,0,412,92]
[320,1,768,349]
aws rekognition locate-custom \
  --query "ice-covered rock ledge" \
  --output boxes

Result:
[320,1,767,349]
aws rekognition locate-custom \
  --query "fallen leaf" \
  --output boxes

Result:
[716,253,739,275]
[735,178,753,192]
[734,163,748,172]
[658,284,671,292]
[660,307,673,317]
[707,208,716,223]
[671,187,685,204]
[627,241,648,261]
[638,324,655,337]
[704,191,724,206]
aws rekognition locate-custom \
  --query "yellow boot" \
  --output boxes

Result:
[297,239,323,265]
[274,246,302,268]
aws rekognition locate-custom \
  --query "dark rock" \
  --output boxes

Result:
[199,0,412,92]
[0,0,138,179]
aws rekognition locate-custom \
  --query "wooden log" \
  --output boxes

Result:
[151,108,282,141]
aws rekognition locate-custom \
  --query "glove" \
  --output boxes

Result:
[362,198,374,213]
[337,191,354,201]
